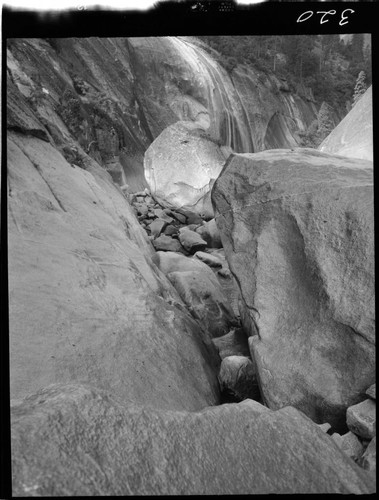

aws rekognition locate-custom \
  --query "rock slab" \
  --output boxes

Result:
[11,384,376,496]
[212,149,375,428]
[7,132,219,411]
[319,86,372,161]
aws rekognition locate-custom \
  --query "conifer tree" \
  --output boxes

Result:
[317,102,334,143]
[352,71,367,107]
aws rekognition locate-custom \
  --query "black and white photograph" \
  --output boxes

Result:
[1,0,376,496]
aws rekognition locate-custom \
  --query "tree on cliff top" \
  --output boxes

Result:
[317,102,335,143]
[352,71,367,107]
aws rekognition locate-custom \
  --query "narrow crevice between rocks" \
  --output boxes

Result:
[124,186,264,410]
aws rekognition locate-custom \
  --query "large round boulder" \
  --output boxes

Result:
[144,121,229,210]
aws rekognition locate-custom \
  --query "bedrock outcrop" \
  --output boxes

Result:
[7,37,316,194]
[8,127,220,410]
[11,384,375,496]
[212,149,375,429]
[319,86,372,161]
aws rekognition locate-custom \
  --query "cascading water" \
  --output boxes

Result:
[168,37,255,153]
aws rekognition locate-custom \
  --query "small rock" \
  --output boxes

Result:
[178,229,207,254]
[358,436,376,471]
[152,235,185,253]
[133,190,148,197]
[167,270,237,337]
[177,209,203,225]
[217,267,232,279]
[331,431,364,461]
[150,218,168,238]
[171,211,187,224]
[136,196,145,203]
[318,423,332,433]
[135,203,149,216]
[212,327,250,360]
[164,225,179,237]
[153,251,209,276]
[195,251,223,268]
[366,384,376,400]
[187,223,201,231]
[196,218,222,248]
[218,356,260,403]
[154,208,165,218]
[346,399,376,440]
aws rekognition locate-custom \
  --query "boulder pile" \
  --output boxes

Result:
[130,189,261,403]
[330,383,376,473]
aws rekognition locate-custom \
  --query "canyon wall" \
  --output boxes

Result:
[7,36,317,195]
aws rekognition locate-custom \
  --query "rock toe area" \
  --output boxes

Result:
[212,149,375,429]
[11,384,375,496]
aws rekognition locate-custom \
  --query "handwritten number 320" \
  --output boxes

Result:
[297,9,355,26]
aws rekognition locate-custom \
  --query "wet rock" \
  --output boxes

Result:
[152,235,185,253]
[167,270,237,338]
[319,86,372,161]
[196,218,223,248]
[358,436,376,471]
[11,383,375,495]
[218,356,260,403]
[212,149,375,429]
[331,431,364,461]
[149,218,169,238]
[212,327,251,359]
[195,251,223,268]
[178,228,207,254]
[346,399,376,440]
[366,384,376,400]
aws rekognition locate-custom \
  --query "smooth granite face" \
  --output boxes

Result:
[212,149,375,429]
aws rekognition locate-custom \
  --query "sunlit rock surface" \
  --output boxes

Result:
[212,149,375,429]
[11,384,375,496]
[319,86,372,161]
[144,121,229,209]
[8,126,220,409]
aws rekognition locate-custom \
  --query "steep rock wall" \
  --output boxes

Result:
[7,37,317,193]
[319,86,372,161]
[7,73,221,409]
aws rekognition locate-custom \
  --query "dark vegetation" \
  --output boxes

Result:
[198,34,371,146]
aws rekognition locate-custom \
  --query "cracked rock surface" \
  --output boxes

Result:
[212,148,375,430]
